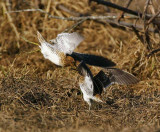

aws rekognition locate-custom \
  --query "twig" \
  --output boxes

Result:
[58,4,141,20]
[63,19,87,33]
[21,36,40,46]
[118,0,133,22]
[106,19,158,33]
[6,9,132,20]
[147,9,160,25]
[148,48,160,57]
[143,0,152,50]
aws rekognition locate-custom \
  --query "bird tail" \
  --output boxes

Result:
[37,31,46,47]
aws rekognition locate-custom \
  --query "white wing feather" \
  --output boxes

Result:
[54,32,84,54]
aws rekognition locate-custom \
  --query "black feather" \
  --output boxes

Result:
[77,61,93,79]
[69,52,116,67]
[93,70,111,95]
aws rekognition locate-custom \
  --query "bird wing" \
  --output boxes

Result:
[54,32,84,54]
[93,68,139,89]
[69,52,116,67]
[104,68,139,85]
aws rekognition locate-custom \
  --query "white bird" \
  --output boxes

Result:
[37,31,84,66]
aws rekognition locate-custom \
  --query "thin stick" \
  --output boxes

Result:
[143,0,152,50]
[147,9,160,25]
[106,19,158,33]
[21,36,40,46]
[63,19,87,33]
[118,0,133,22]
[6,9,129,20]
[148,48,160,57]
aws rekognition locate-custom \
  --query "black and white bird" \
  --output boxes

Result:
[77,61,139,110]
[37,31,116,68]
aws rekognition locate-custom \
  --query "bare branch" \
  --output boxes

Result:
[89,0,154,19]
[6,9,139,20]
[6,9,159,33]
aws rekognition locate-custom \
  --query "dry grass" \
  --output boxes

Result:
[0,0,160,131]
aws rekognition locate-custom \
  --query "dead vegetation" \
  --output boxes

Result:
[0,0,160,131]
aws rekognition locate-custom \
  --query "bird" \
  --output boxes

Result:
[37,31,84,67]
[37,31,116,68]
[77,61,139,110]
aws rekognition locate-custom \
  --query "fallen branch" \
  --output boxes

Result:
[6,9,138,20]
[90,0,160,19]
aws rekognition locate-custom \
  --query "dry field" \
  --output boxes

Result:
[0,0,160,131]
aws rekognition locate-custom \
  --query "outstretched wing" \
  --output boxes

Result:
[93,68,139,89]
[105,68,139,85]
[54,32,84,54]
[69,52,116,67]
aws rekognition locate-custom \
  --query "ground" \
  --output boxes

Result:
[0,0,160,131]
